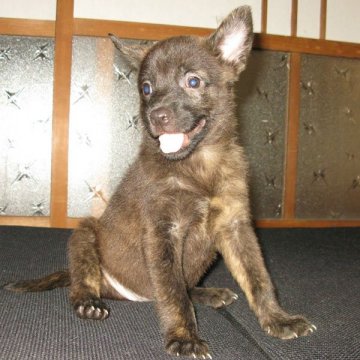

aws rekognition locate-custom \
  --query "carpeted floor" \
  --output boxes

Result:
[0,226,359,359]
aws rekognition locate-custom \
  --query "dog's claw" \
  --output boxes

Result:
[293,332,298,339]
[232,294,239,300]
[311,324,317,331]
[206,354,212,359]
[74,298,110,320]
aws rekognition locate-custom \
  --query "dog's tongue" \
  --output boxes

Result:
[159,133,185,154]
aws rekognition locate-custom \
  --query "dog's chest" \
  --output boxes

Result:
[149,144,248,229]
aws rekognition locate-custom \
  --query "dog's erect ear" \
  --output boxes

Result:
[207,6,253,73]
[109,34,150,71]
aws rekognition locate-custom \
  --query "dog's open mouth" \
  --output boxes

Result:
[158,118,206,154]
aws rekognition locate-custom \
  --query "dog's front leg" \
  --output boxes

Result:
[145,221,211,358]
[216,220,316,339]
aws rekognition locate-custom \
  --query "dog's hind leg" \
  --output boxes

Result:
[68,217,109,320]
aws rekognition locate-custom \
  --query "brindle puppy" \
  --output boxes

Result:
[5,6,316,358]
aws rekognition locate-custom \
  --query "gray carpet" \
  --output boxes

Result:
[0,226,359,359]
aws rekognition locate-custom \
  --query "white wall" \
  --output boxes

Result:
[1,0,359,44]
[0,0,56,20]
[297,0,321,39]
[267,0,292,36]
[327,0,360,43]
[74,0,263,32]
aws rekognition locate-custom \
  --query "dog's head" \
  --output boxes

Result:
[111,6,253,160]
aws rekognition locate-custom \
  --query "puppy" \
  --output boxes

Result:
[5,6,315,358]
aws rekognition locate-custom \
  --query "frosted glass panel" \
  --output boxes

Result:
[297,54,360,219]
[68,37,144,217]
[0,36,54,216]
[236,50,289,219]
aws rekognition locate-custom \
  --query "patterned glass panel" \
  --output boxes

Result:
[0,36,54,216]
[236,50,289,219]
[297,54,360,219]
[68,37,144,217]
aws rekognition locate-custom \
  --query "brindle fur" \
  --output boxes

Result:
[4,7,315,358]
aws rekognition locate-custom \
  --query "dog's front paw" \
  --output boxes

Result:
[263,313,316,340]
[74,297,109,320]
[166,336,211,359]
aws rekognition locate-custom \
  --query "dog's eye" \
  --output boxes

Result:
[142,82,152,96]
[187,76,201,89]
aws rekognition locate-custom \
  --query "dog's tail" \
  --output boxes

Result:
[3,270,70,292]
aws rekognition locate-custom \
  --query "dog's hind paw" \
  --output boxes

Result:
[190,287,238,309]
[74,297,109,320]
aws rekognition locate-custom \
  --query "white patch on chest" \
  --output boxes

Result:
[102,267,150,302]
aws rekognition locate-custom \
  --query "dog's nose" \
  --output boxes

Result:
[149,107,173,128]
